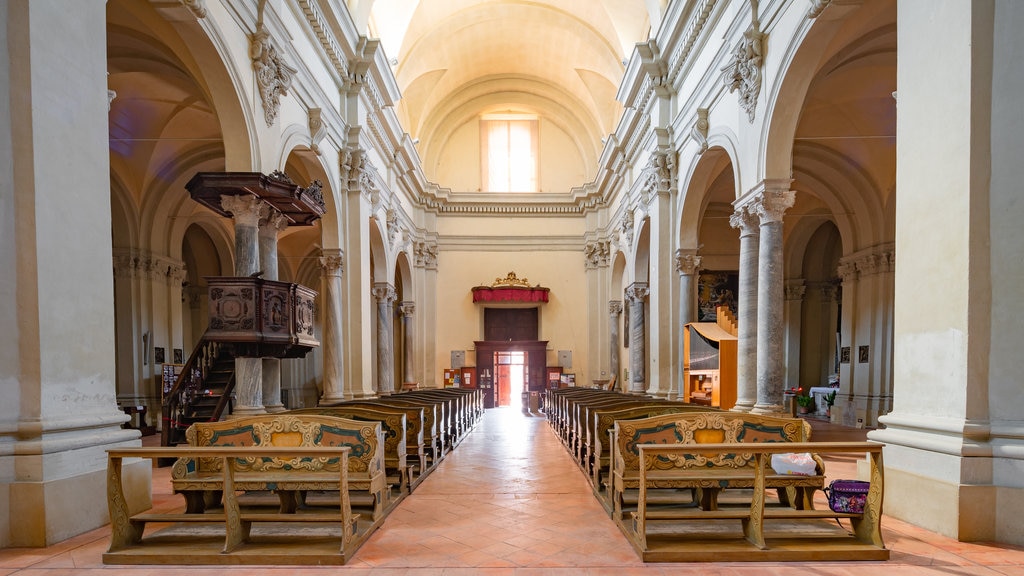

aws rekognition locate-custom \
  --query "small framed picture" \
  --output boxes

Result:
[840,347,851,364]
[173,348,183,364]
[154,347,165,364]
[858,345,870,363]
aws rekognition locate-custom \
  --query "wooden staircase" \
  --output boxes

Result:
[161,336,235,448]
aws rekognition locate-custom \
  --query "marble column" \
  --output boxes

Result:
[750,187,795,414]
[259,207,289,412]
[626,283,649,394]
[319,250,346,403]
[373,283,397,395]
[399,301,416,387]
[729,206,760,412]
[609,301,623,390]
[220,194,265,415]
[675,250,702,400]
[783,279,807,394]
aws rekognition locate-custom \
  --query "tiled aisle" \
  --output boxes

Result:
[3,407,1024,575]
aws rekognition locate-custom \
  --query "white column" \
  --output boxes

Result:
[1,0,142,546]
[729,206,760,412]
[675,250,702,400]
[220,194,265,415]
[626,282,649,394]
[373,283,397,395]
[870,0,1024,545]
[319,250,345,403]
[750,186,795,414]
[609,301,623,391]
[399,302,416,387]
[259,208,288,413]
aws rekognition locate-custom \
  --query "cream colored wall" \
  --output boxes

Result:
[539,119,586,193]
[432,215,590,385]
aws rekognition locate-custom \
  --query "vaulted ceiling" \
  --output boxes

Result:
[362,0,655,182]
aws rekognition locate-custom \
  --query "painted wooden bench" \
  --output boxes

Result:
[586,403,716,495]
[289,406,411,494]
[105,446,357,562]
[626,441,887,562]
[172,414,387,521]
[323,400,429,485]
[610,412,825,521]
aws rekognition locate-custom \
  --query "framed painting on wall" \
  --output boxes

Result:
[698,271,738,321]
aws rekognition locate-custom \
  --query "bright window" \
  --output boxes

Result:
[481,114,538,192]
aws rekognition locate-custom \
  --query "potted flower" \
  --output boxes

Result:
[796,394,814,415]
[825,390,837,417]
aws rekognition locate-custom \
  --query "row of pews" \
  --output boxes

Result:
[103,387,483,566]
[547,387,889,563]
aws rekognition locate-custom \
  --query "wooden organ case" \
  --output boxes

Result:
[683,307,738,410]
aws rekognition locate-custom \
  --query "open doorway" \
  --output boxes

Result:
[494,350,526,409]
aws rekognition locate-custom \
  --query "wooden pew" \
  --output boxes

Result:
[586,403,716,495]
[627,442,887,562]
[321,400,429,486]
[173,414,388,521]
[105,446,358,563]
[610,412,825,521]
[289,406,411,494]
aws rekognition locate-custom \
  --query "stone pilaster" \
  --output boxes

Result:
[675,250,702,400]
[373,283,397,395]
[729,206,760,412]
[625,283,649,394]
[399,301,416,386]
[219,194,265,415]
[749,186,796,414]
[609,301,623,390]
[319,250,345,403]
[783,278,807,395]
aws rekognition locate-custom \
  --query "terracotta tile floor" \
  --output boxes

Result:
[3,406,1024,575]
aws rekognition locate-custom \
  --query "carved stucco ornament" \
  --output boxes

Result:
[692,108,709,153]
[250,25,297,127]
[721,25,764,123]
[308,108,326,155]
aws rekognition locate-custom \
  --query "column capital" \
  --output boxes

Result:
[413,240,438,269]
[748,185,796,225]
[729,205,760,234]
[398,301,416,317]
[609,300,623,315]
[319,248,344,277]
[675,249,702,275]
[785,278,807,301]
[585,239,611,269]
[625,282,649,302]
[372,282,397,303]
[258,205,289,235]
[220,194,264,226]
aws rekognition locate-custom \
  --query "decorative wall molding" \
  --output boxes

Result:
[249,24,296,127]
[807,0,832,18]
[667,0,719,86]
[642,148,676,201]
[112,249,186,284]
[297,0,349,81]
[413,240,438,269]
[837,243,895,281]
[585,240,611,269]
[180,0,207,18]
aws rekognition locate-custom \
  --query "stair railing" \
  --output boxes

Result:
[160,334,231,446]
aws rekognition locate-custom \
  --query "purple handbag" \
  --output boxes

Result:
[824,479,870,513]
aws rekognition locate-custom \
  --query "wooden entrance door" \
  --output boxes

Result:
[496,364,513,406]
